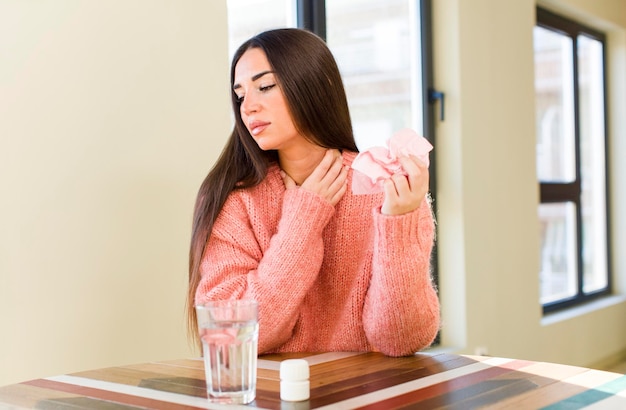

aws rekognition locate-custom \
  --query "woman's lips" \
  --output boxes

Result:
[249,121,269,136]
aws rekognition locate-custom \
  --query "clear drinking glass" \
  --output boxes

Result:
[196,300,259,404]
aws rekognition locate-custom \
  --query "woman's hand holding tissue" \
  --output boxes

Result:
[350,128,433,215]
[381,154,429,215]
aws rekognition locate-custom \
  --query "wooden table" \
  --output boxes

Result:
[1,351,625,409]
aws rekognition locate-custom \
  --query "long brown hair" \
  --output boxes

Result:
[186,28,358,346]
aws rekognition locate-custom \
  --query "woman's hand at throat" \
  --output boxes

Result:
[281,149,348,206]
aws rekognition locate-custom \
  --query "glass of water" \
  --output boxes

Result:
[196,300,259,404]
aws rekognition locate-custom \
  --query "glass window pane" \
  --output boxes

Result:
[539,202,578,304]
[326,0,423,151]
[227,0,294,60]
[534,26,576,183]
[577,35,608,294]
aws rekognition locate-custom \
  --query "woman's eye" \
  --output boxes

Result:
[236,95,245,103]
[259,84,276,92]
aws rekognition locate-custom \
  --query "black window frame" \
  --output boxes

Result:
[535,7,612,314]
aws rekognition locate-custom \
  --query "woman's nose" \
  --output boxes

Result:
[241,94,259,116]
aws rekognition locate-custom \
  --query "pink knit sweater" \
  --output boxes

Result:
[195,151,440,357]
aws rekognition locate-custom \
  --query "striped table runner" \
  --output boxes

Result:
[1,352,624,409]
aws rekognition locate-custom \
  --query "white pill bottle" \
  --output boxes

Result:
[280,359,310,402]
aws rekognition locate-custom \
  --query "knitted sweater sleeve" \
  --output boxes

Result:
[362,198,440,356]
[195,187,334,354]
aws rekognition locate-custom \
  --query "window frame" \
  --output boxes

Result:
[535,7,612,314]
[296,0,326,40]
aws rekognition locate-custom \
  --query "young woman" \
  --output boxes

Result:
[187,28,439,357]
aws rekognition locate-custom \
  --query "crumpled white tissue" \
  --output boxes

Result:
[351,128,433,195]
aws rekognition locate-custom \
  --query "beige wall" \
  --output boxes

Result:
[0,1,230,386]
[433,0,626,367]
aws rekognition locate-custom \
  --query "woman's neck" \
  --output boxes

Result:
[278,143,328,186]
